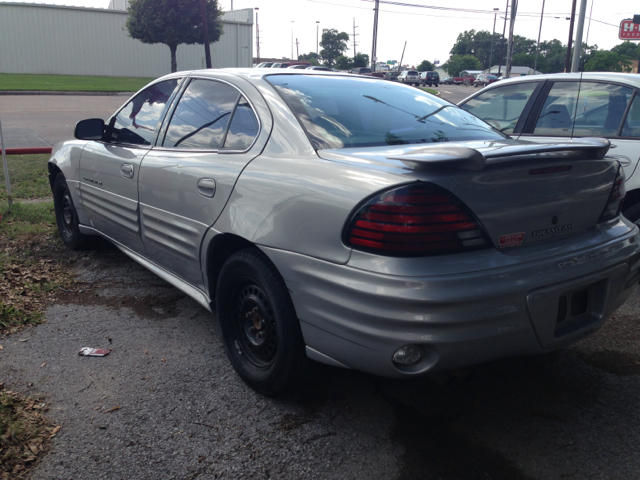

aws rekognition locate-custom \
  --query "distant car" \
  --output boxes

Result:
[271,62,311,68]
[287,65,310,69]
[441,77,454,85]
[383,71,400,81]
[474,74,499,88]
[53,69,640,398]
[351,67,372,75]
[398,70,420,86]
[458,72,640,223]
[370,72,386,78]
[420,71,440,87]
[306,66,333,71]
[255,62,274,68]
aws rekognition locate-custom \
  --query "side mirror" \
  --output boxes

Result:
[75,118,105,141]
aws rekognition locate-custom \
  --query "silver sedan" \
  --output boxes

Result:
[49,69,640,395]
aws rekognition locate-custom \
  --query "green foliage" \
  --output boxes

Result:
[319,29,350,67]
[299,52,320,65]
[0,74,154,92]
[585,51,633,73]
[450,29,503,68]
[417,60,435,72]
[611,41,640,59]
[442,55,482,77]
[334,56,353,71]
[353,53,370,68]
[126,0,223,72]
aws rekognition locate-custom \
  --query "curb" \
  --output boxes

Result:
[0,90,134,96]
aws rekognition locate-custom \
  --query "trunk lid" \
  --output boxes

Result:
[319,138,620,250]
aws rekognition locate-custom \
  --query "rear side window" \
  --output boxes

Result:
[163,79,239,149]
[460,82,538,134]
[111,79,178,146]
[622,94,640,138]
[533,81,580,137]
[223,97,260,150]
[572,82,633,137]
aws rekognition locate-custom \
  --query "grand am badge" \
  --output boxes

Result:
[531,224,573,238]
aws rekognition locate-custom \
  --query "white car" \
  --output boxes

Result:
[398,70,420,86]
[459,72,640,223]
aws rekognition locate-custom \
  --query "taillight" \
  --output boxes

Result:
[344,183,491,257]
[599,165,626,223]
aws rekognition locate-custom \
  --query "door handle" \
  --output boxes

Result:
[120,163,134,179]
[197,178,216,198]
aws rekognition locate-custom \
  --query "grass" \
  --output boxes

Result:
[0,154,52,201]
[418,87,439,95]
[0,73,154,92]
[0,387,60,478]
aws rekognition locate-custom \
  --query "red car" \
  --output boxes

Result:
[474,74,500,88]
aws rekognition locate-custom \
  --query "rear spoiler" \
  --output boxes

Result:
[387,138,611,172]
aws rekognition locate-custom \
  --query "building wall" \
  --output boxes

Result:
[0,3,253,78]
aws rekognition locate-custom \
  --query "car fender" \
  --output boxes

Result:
[48,140,90,224]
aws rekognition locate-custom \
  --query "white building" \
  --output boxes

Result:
[485,65,543,77]
[0,2,254,78]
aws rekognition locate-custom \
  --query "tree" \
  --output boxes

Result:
[585,51,633,73]
[450,29,502,68]
[299,52,321,66]
[611,41,640,59]
[126,0,223,73]
[334,55,353,71]
[442,55,482,77]
[319,29,349,67]
[353,53,370,68]
[417,60,435,72]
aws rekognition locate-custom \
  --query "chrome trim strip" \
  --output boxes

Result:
[77,225,212,312]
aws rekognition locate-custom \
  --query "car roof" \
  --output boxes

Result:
[480,72,640,89]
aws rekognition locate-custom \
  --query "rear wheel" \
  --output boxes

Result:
[623,202,640,226]
[216,249,306,396]
[53,174,90,250]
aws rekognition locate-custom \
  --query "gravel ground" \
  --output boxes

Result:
[2,240,640,479]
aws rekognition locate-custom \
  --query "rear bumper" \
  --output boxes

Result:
[262,224,640,378]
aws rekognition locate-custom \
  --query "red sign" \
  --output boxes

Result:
[619,19,640,40]
[499,233,525,248]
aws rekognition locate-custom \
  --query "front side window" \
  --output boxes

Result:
[621,94,640,138]
[460,82,538,134]
[111,79,178,146]
[163,79,239,149]
[533,81,580,137]
[268,74,507,150]
[572,82,633,137]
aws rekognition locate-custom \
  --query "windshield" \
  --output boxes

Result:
[267,74,507,149]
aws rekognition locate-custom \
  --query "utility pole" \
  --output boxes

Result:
[497,0,509,75]
[399,41,407,71]
[351,18,359,59]
[489,8,499,72]
[564,0,577,72]
[296,38,300,60]
[371,0,380,72]
[505,0,517,79]
[570,0,588,72]
[199,0,212,68]
[533,0,545,73]
[316,21,320,56]
[291,21,294,60]
[255,8,260,64]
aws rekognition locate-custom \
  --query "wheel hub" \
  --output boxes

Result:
[234,283,277,367]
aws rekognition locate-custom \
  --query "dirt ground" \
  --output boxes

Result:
[2,238,640,479]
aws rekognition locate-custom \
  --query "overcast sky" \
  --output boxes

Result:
[3,0,636,67]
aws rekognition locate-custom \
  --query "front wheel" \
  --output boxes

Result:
[216,249,306,396]
[53,173,90,250]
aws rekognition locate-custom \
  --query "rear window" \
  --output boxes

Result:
[267,74,507,149]
[408,71,419,75]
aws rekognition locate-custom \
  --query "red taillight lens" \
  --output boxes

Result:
[344,183,491,257]
[599,165,626,223]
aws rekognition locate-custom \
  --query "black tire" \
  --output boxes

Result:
[53,173,90,250]
[623,202,640,226]
[216,248,306,396]
[434,83,439,87]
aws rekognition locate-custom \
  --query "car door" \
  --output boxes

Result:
[79,79,180,252]
[137,76,265,289]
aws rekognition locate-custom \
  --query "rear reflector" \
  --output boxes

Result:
[344,183,491,257]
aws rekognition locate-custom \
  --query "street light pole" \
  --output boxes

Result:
[255,8,260,64]
[371,0,380,72]
[497,0,509,75]
[533,0,545,73]
[489,8,499,73]
[291,21,294,60]
[316,21,320,56]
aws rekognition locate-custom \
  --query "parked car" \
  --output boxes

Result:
[420,71,440,87]
[458,72,640,223]
[474,74,499,88]
[287,64,310,69]
[255,62,274,68]
[351,67,372,75]
[52,69,640,396]
[398,70,420,86]
[271,61,311,68]
[441,77,455,85]
[383,71,400,81]
[306,66,333,71]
